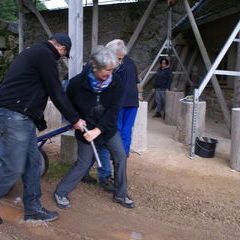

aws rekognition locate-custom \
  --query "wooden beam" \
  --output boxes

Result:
[68,0,83,79]
[173,45,190,90]
[22,0,69,68]
[184,0,231,129]
[17,0,24,53]
[22,0,52,37]
[91,0,98,53]
[127,0,158,52]
[233,33,240,107]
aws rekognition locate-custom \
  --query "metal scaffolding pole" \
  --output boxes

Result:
[189,20,240,158]
[183,0,231,129]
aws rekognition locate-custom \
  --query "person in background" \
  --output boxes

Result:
[94,39,139,193]
[54,46,135,209]
[152,58,172,119]
[0,33,85,222]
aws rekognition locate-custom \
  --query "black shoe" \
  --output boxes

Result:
[24,208,59,222]
[152,112,161,118]
[0,217,2,224]
[113,195,135,208]
[100,176,115,193]
[82,175,97,184]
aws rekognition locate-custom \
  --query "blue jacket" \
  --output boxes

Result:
[153,67,172,90]
[115,56,139,108]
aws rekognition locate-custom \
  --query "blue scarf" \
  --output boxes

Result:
[88,71,112,93]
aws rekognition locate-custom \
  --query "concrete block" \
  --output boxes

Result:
[230,108,240,171]
[131,101,148,153]
[60,130,77,164]
[175,100,206,145]
[44,101,62,131]
[165,91,184,126]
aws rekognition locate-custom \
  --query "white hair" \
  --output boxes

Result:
[91,45,119,70]
[105,39,128,56]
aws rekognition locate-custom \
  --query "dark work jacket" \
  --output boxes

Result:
[66,65,123,144]
[115,56,139,108]
[0,41,79,127]
[153,67,172,90]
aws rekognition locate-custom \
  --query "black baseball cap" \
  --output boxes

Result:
[51,32,72,58]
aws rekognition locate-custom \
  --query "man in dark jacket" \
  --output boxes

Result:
[152,58,172,118]
[0,33,85,222]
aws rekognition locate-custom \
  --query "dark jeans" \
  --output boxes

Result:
[0,108,42,215]
[155,89,166,113]
[55,132,128,198]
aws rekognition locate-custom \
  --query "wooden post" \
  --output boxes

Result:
[68,0,83,79]
[183,0,231,130]
[230,108,240,171]
[22,0,68,67]
[187,49,198,75]
[233,33,240,107]
[91,0,98,53]
[22,0,52,37]
[127,0,158,52]
[17,0,24,53]
[178,49,198,90]
[174,46,189,90]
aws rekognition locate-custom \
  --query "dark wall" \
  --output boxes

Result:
[24,1,184,75]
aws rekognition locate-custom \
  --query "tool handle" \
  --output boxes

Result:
[83,126,102,168]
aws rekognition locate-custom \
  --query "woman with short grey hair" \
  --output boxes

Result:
[91,45,119,70]
[92,40,139,194]
[106,39,128,63]
[54,46,135,209]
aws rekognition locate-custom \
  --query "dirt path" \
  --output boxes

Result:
[1,117,240,240]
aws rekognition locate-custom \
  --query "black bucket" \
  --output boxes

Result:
[195,137,218,158]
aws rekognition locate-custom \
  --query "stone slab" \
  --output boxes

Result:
[165,91,184,126]
[175,100,206,145]
[131,101,148,153]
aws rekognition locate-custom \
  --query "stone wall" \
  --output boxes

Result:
[201,87,233,123]
[0,21,18,83]
[23,1,184,77]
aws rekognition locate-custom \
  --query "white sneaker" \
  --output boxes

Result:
[54,193,71,209]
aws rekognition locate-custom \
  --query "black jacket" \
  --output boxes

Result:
[66,66,123,143]
[0,41,79,127]
[153,67,172,90]
[115,56,139,108]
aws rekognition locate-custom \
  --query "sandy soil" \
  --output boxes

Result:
[1,116,240,240]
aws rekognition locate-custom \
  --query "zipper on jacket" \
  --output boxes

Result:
[96,94,100,103]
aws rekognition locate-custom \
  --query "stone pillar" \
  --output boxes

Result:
[43,101,62,130]
[60,131,77,164]
[175,100,206,145]
[230,108,240,171]
[165,91,184,125]
[131,101,148,153]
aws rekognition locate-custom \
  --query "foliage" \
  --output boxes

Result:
[0,0,47,22]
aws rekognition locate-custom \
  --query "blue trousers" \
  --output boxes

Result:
[56,132,128,198]
[0,108,42,215]
[155,89,166,113]
[96,107,137,181]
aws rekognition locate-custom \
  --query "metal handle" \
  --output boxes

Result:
[83,126,102,168]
